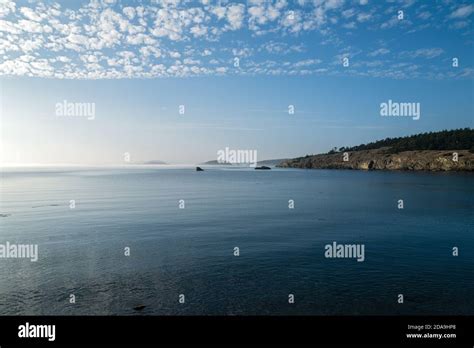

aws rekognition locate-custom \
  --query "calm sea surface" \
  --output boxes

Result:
[0,166,473,315]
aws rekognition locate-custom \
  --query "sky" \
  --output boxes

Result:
[0,0,473,165]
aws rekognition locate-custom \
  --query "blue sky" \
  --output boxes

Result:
[0,0,473,165]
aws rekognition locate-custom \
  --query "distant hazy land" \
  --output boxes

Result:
[142,160,168,165]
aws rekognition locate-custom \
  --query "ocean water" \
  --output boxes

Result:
[0,166,473,315]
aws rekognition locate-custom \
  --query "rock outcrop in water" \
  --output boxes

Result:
[277,149,474,171]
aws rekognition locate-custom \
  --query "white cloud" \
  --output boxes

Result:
[248,2,282,30]
[0,19,21,34]
[448,4,474,19]
[0,1,469,80]
[169,51,181,58]
[232,47,253,57]
[18,19,43,33]
[325,0,345,10]
[56,56,71,63]
[0,59,31,75]
[126,33,155,45]
[343,22,356,29]
[226,4,245,30]
[342,9,355,18]
[190,25,207,37]
[20,7,43,22]
[123,7,136,20]
[400,48,444,59]
[139,45,162,58]
[261,41,305,54]
[280,10,304,33]
[450,21,469,29]
[418,11,431,20]
[67,33,89,46]
[81,54,99,64]
[381,16,403,29]
[368,48,390,57]
[357,12,371,22]
[210,6,226,20]
[294,58,321,67]
[183,58,200,65]
[19,38,43,52]
[0,0,15,18]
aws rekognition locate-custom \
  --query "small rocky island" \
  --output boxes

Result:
[277,128,474,172]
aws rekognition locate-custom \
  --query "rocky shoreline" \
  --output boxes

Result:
[277,149,474,171]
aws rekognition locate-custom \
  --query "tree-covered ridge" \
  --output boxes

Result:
[328,128,474,154]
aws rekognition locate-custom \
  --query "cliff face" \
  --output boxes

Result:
[277,149,474,171]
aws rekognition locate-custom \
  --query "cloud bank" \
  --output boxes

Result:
[0,0,472,79]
